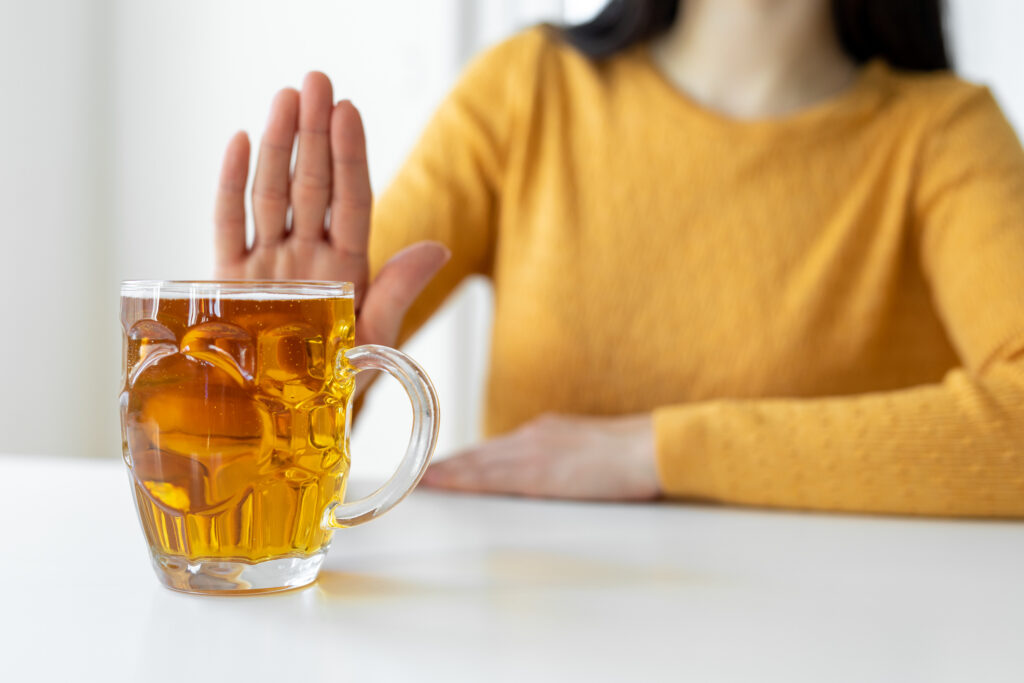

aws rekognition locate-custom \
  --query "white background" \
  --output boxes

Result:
[1,0,1022,482]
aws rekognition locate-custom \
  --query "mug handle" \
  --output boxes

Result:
[322,344,440,529]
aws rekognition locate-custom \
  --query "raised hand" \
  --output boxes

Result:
[214,72,448,347]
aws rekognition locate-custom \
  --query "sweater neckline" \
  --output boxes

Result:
[630,46,889,133]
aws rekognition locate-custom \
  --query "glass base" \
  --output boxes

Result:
[150,550,326,595]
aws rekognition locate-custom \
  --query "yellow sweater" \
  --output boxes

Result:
[370,27,1024,517]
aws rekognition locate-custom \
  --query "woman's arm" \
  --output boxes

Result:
[368,31,541,344]
[655,86,1024,517]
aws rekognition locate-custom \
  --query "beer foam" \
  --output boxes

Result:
[121,281,353,300]
[121,291,351,300]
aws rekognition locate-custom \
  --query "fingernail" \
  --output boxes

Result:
[425,241,451,262]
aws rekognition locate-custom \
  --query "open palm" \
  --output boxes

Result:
[214,72,448,347]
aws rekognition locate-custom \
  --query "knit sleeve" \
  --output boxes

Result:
[367,28,545,344]
[653,87,1024,517]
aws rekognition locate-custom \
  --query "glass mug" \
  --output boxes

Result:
[119,280,439,594]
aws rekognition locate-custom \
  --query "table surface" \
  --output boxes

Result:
[2,454,1023,682]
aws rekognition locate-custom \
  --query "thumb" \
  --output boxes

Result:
[357,241,450,346]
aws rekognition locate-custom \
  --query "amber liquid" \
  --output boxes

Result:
[120,293,355,563]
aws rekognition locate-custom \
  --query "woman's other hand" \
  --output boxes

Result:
[421,414,661,501]
[214,72,449,347]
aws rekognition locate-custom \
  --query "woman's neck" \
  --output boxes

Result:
[649,0,858,119]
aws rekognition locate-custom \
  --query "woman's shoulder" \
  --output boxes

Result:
[463,24,594,83]
[874,63,1001,124]
[449,25,606,128]
[874,63,1023,181]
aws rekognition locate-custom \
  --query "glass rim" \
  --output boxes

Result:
[120,279,354,298]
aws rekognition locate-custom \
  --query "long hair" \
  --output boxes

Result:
[561,0,951,71]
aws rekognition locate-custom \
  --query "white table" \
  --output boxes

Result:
[2,454,1023,682]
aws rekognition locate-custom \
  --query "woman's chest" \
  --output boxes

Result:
[489,135,951,407]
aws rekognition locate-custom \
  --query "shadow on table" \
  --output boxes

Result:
[315,548,702,601]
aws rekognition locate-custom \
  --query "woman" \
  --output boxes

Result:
[213,0,1024,516]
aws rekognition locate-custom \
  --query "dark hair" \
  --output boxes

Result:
[562,0,951,71]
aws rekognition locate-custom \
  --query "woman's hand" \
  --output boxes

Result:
[214,72,449,347]
[420,414,661,501]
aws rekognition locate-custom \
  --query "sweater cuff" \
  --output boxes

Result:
[653,403,723,500]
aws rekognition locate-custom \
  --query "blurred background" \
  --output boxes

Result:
[1,0,1022,481]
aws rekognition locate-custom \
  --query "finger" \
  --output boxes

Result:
[252,87,299,248]
[214,131,250,269]
[357,241,450,346]
[422,448,523,493]
[421,452,487,490]
[328,100,372,261]
[291,72,334,242]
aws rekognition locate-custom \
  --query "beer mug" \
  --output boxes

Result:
[119,280,439,594]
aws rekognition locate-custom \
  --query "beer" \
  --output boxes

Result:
[120,291,355,563]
